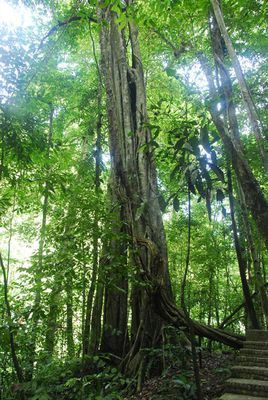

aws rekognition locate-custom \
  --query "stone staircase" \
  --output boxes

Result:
[219,329,268,400]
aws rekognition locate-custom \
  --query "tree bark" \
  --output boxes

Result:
[100,183,129,358]
[88,265,104,354]
[237,183,268,327]
[154,286,244,348]
[227,167,260,329]
[198,53,268,250]
[210,0,268,172]
[98,1,171,368]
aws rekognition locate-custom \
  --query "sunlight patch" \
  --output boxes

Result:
[0,0,33,29]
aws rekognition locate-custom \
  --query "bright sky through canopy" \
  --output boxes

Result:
[0,0,33,29]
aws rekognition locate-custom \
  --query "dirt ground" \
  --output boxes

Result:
[128,351,236,400]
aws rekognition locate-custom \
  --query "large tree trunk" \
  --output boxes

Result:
[98,2,171,369]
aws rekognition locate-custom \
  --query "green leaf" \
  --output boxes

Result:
[195,177,206,198]
[190,168,199,185]
[206,190,212,221]
[165,67,177,77]
[200,126,211,153]
[209,163,225,182]
[211,150,217,164]
[188,182,196,195]
[175,138,184,149]
[183,142,193,152]
[173,197,180,212]
[216,189,225,202]
[170,164,181,180]
[150,140,159,148]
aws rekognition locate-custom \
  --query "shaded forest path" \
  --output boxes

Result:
[219,329,268,399]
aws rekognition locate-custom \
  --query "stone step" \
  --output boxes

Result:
[225,378,268,397]
[237,355,268,368]
[246,329,268,342]
[231,365,268,380]
[243,340,268,350]
[219,394,268,400]
[240,347,268,357]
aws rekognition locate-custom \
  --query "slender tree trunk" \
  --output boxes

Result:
[82,151,100,356]
[262,253,267,284]
[238,183,268,327]
[0,124,5,181]
[66,275,75,358]
[223,226,231,322]
[210,0,268,172]
[83,61,102,355]
[208,11,265,329]
[214,262,220,327]
[88,271,104,354]
[227,168,260,329]
[180,190,203,400]
[28,104,54,377]
[81,248,86,357]
[0,253,24,387]
[44,280,61,359]
[207,266,214,353]
[83,25,105,359]
[6,192,16,282]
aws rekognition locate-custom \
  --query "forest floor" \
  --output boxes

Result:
[127,351,236,400]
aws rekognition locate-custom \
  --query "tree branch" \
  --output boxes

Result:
[152,28,187,58]
[39,15,97,48]
[219,282,268,329]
